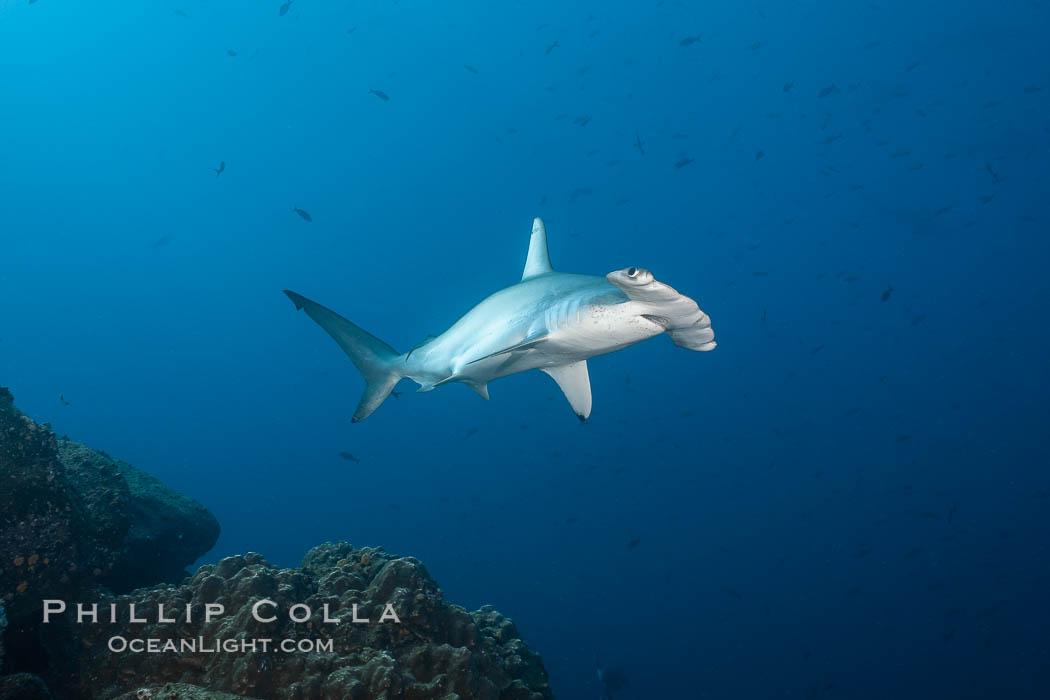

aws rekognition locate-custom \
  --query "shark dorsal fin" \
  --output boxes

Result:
[522,217,554,280]
[542,360,592,421]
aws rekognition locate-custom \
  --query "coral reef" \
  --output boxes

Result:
[75,543,552,700]
[0,388,554,699]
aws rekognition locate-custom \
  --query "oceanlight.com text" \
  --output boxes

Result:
[107,636,335,653]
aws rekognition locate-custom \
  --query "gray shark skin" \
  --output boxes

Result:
[284,218,715,422]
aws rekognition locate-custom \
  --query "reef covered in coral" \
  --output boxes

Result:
[0,387,553,699]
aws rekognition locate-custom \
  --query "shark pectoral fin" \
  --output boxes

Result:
[542,361,592,421]
[465,333,549,365]
[521,217,554,280]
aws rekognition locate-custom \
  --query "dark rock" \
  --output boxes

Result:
[57,440,220,592]
[74,542,554,700]
[0,388,220,696]
[0,389,104,627]
[110,683,249,700]
[0,672,53,699]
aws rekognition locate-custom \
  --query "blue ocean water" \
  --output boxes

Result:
[2,0,1048,697]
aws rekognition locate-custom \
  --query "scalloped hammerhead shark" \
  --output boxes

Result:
[284,218,715,422]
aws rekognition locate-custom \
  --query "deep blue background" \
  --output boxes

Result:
[2,1,1048,698]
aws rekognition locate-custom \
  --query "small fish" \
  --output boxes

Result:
[568,187,592,203]
[572,115,591,127]
[545,40,560,54]
[465,427,479,439]
[279,0,293,17]
[817,83,839,98]
[934,204,953,217]
[906,61,920,72]
[627,537,641,549]
[292,207,312,222]
[368,89,390,101]
[985,162,1000,182]
[679,35,701,46]
[338,451,360,463]
[783,80,795,92]
[59,394,69,406]
[174,8,190,18]
[948,504,957,523]
[635,131,645,155]
[755,150,765,161]
[152,235,170,249]
[881,284,893,302]
[213,161,225,177]
[809,344,824,356]
[674,156,695,169]
[391,391,402,400]
[728,588,741,599]
[346,26,357,35]
[463,64,478,74]
[226,49,238,57]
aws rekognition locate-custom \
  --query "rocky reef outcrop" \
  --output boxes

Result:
[1,387,218,696]
[74,543,552,700]
[55,439,220,593]
[0,388,219,622]
[0,388,554,699]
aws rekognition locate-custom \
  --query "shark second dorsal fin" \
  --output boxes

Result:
[522,217,554,280]
[542,360,592,421]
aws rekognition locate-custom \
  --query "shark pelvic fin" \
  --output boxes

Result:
[521,217,554,280]
[467,382,490,400]
[542,360,592,421]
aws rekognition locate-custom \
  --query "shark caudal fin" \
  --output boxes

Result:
[284,290,402,422]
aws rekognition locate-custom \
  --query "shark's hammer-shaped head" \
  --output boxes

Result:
[606,267,717,352]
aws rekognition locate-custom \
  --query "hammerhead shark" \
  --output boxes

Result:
[284,218,715,422]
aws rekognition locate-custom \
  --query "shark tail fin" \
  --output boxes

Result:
[284,290,402,422]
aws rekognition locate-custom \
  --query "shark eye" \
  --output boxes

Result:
[626,267,638,278]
